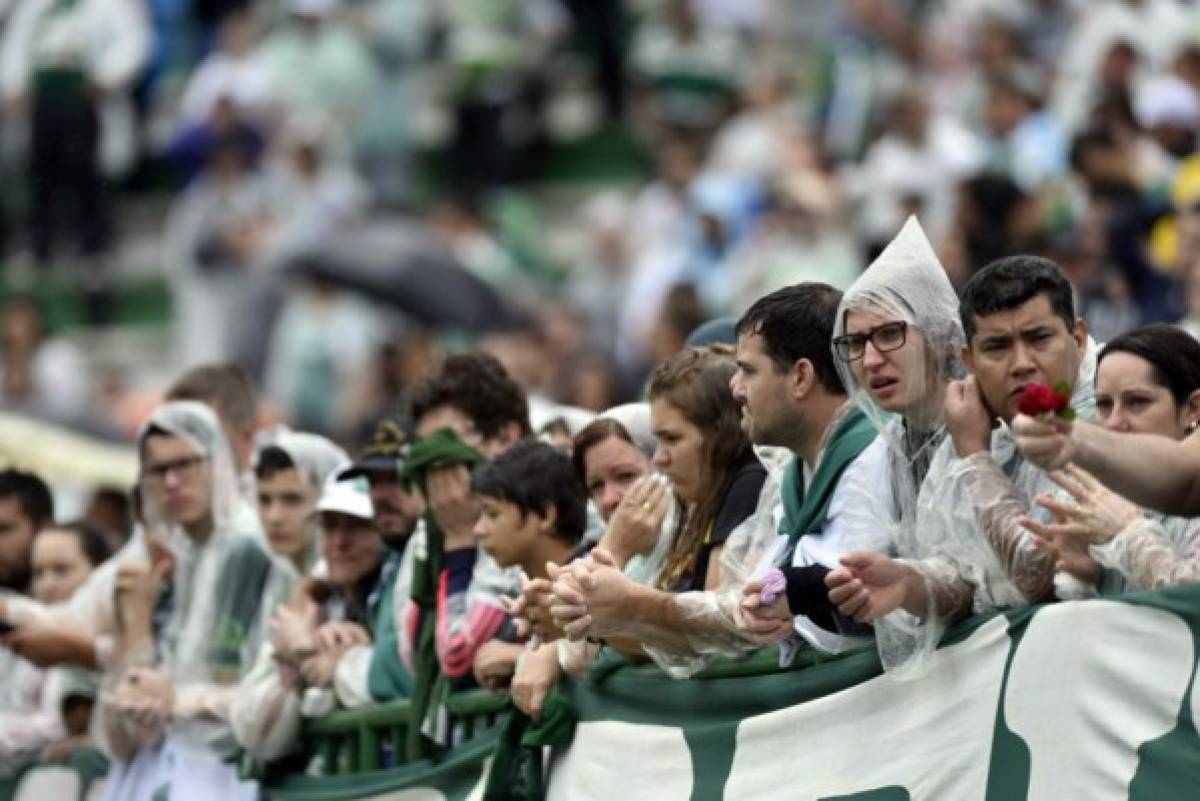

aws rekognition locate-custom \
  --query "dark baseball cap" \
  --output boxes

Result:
[341,413,414,478]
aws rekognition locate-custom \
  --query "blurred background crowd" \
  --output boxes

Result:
[5,0,1200,524]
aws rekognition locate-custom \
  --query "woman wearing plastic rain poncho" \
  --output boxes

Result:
[823,215,974,673]
[253,429,350,575]
[97,401,294,801]
[829,253,1100,672]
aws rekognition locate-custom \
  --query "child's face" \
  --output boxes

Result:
[472,496,540,569]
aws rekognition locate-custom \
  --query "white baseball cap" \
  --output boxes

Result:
[316,470,374,521]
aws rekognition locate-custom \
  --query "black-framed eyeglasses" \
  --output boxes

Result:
[832,321,908,362]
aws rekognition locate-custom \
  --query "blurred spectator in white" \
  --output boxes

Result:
[176,10,276,131]
[812,0,919,163]
[614,137,700,371]
[264,278,381,437]
[568,191,632,356]
[254,0,377,152]
[980,67,1068,191]
[849,87,984,248]
[728,171,861,313]
[163,130,273,367]
[680,171,762,313]
[706,70,800,184]
[0,0,149,268]
[0,296,91,423]
[261,114,369,256]
[629,0,743,134]
[1134,75,1200,171]
[1056,0,1190,133]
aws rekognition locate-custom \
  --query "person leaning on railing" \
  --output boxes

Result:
[231,471,388,763]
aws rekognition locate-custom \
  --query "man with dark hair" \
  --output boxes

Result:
[827,255,1098,628]
[0,469,54,593]
[363,350,531,750]
[958,254,1077,346]
[326,414,424,705]
[408,352,532,450]
[341,414,424,549]
[468,440,586,690]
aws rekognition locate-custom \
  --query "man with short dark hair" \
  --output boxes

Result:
[0,469,54,595]
[828,255,1098,627]
[340,414,424,549]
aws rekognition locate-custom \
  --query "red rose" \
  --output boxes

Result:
[1017,383,1075,419]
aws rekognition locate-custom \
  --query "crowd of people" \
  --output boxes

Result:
[7,0,1200,797]
[7,0,1200,449]
[1,215,1200,797]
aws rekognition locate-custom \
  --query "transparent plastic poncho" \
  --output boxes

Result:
[635,447,791,679]
[255,429,350,574]
[96,401,294,761]
[911,338,1099,653]
[828,215,968,674]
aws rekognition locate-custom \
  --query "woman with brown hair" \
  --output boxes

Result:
[648,345,767,592]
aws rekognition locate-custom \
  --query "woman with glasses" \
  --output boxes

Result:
[824,216,974,671]
[96,401,293,801]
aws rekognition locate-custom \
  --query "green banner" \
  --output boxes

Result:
[540,586,1200,800]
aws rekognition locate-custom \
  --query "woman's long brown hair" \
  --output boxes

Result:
[649,345,755,591]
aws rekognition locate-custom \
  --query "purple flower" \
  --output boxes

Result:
[758,568,787,606]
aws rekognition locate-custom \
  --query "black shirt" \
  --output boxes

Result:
[680,460,768,593]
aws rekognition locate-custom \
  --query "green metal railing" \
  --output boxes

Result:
[301,690,510,776]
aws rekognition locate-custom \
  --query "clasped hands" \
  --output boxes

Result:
[270,598,370,691]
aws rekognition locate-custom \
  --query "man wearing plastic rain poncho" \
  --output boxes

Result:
[0,366,265,674]
[97,401,293,801]
[253,429,350,575]
[827,255,1098,670]
[232,469,390,763]
[551,284,880,677]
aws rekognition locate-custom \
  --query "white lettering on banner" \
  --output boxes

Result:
[547,720,694,801]
[724,616,1011,800]
[1004,602,1194,801]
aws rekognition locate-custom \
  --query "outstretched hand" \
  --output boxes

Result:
[1012,413,1076,471]
[825,552,915,623]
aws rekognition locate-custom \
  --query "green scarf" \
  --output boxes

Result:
[398,429,484,760]
[367,561,413,701]
[779,407,877,560]
[482,690,577,801]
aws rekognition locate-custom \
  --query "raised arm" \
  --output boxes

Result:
[1014,415,1200,517]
